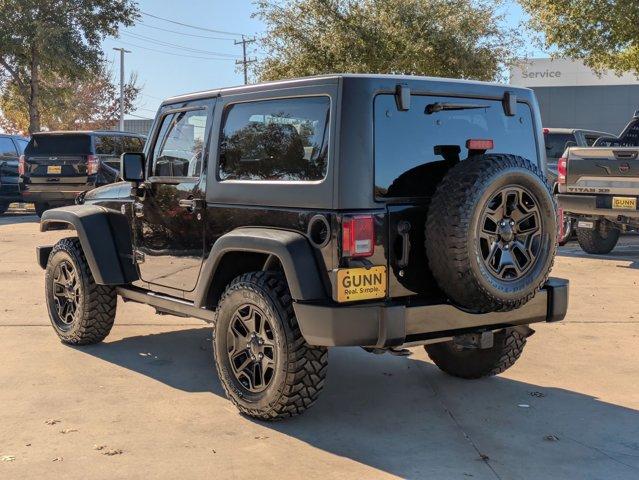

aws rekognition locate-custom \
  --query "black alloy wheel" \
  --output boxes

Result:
[478,186,541,281]
[226,304,277,393]
[51,260,81,329]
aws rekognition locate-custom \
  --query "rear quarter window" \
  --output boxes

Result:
[374,95,538,198]
[25,135,92,156]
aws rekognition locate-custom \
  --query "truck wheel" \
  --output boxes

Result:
[0,202,9,215]
[425,328,527,379]
[576,223,619,254]
[213,271,327,420]
[34,202,49,218]
[45,237,117,345]
[426,154,556,313]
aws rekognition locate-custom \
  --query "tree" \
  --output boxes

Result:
[520,0,639,74]
[0,67,141,134]
[0,0,138,133]
[253,0,520,82]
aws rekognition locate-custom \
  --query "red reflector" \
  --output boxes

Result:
[466,139,494,150]
[87,154,100,175]
[342,215,375,257]
[18,155,25,176]
[557,157,567,184]
[543,128,550,135]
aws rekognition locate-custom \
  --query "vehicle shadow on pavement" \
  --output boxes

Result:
[0,213,38,226]
[558,239,639,269]
[77,327,639,480]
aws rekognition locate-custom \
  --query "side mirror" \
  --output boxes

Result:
[120,152,145,183]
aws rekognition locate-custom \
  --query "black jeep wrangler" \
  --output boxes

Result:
[37,75,568,420]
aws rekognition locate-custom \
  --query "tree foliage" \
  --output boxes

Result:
[253,0,520,82]
[0,67,141,134]
[0,0,138,133]
[520,0,639,74]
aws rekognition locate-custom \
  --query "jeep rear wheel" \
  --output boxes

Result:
[425,154,556,313]
[576,222,619,254]
[45,237,117,345]
[213,271,327,420]
[425,327,528,379]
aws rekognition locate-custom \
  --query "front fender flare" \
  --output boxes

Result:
[40,205,138,285]
[194,228,327,308]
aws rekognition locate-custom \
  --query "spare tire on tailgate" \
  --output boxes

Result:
[425,154,556,313]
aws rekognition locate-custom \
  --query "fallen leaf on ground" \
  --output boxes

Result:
[52,457,63,462]
[93,445,106,451]
[529,391,545,398]
[254,435,269,440]
[45,419,61,425]
[1,455,16,462]
[479,453,490,461]
[544,435,559,441]
[103,449,123,456]
[60,428,78,434]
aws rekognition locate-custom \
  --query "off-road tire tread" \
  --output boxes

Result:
[576,226,619,254]
[215,271,327,420]
[425,154,556,312]
[425,328,527,379]
[47,237,116,345]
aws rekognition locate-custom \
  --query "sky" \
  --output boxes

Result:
[101,0,545,120]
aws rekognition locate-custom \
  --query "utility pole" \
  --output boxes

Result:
[234,35,256,85]
[113,47,131,131]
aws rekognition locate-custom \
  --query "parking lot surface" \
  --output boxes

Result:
[1,213,638,479]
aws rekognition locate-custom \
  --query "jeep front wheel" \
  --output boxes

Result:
[45,237,117,344]
[213,272,327,420]
[576,222,619,254]
[425,327,528,379]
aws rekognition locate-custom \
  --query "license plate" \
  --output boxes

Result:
[612,196,636,210]
[577,221,594,229]
[336,266,386,302]
[47,165,62,174]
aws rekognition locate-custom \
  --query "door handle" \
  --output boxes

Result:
[178,198,205,211]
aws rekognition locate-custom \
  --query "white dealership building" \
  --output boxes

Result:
[510,58,639,135]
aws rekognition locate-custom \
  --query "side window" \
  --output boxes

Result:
[218,96,330,182]
[122,136,145,152]
[152,109,207,177]
[0,138,18,157]
[544,133,575,159]
[95,136,123,156]
[15,139,28,154]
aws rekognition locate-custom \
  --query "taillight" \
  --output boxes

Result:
[466,139,494,150]
[18,155,25,176]
[557,157,567,184]
[342,215,375,257]
[87,155,100,175]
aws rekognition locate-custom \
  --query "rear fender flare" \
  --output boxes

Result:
[40,205,138,285]
[194,228,327,308]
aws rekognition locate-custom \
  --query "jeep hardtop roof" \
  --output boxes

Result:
[164,73,535,105]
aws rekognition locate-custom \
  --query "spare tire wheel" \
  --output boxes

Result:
[425,154,556,313]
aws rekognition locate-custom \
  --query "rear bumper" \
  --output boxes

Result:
[293,278,569,347]
[558,194,639,219]
[21,183,94,204]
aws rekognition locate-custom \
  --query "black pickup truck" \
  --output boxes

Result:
[36,75,568,420]
[557,112,639,254]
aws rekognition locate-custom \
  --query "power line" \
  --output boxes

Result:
[141,11,244,37]
[115,40,236,61]
[121,32,240,58]
[139,21,235,41]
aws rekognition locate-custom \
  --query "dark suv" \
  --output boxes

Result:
[36,75,568,420]
[20,131,145,216]
[0,134,28,214]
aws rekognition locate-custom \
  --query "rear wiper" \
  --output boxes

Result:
[425,102,490,114]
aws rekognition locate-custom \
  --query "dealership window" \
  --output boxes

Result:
[374,94,538,198]
[218,96,330,182]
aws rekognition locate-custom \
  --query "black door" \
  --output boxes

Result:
[132,100,213,292]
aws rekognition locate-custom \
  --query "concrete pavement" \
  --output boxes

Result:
[0,213,637,479]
